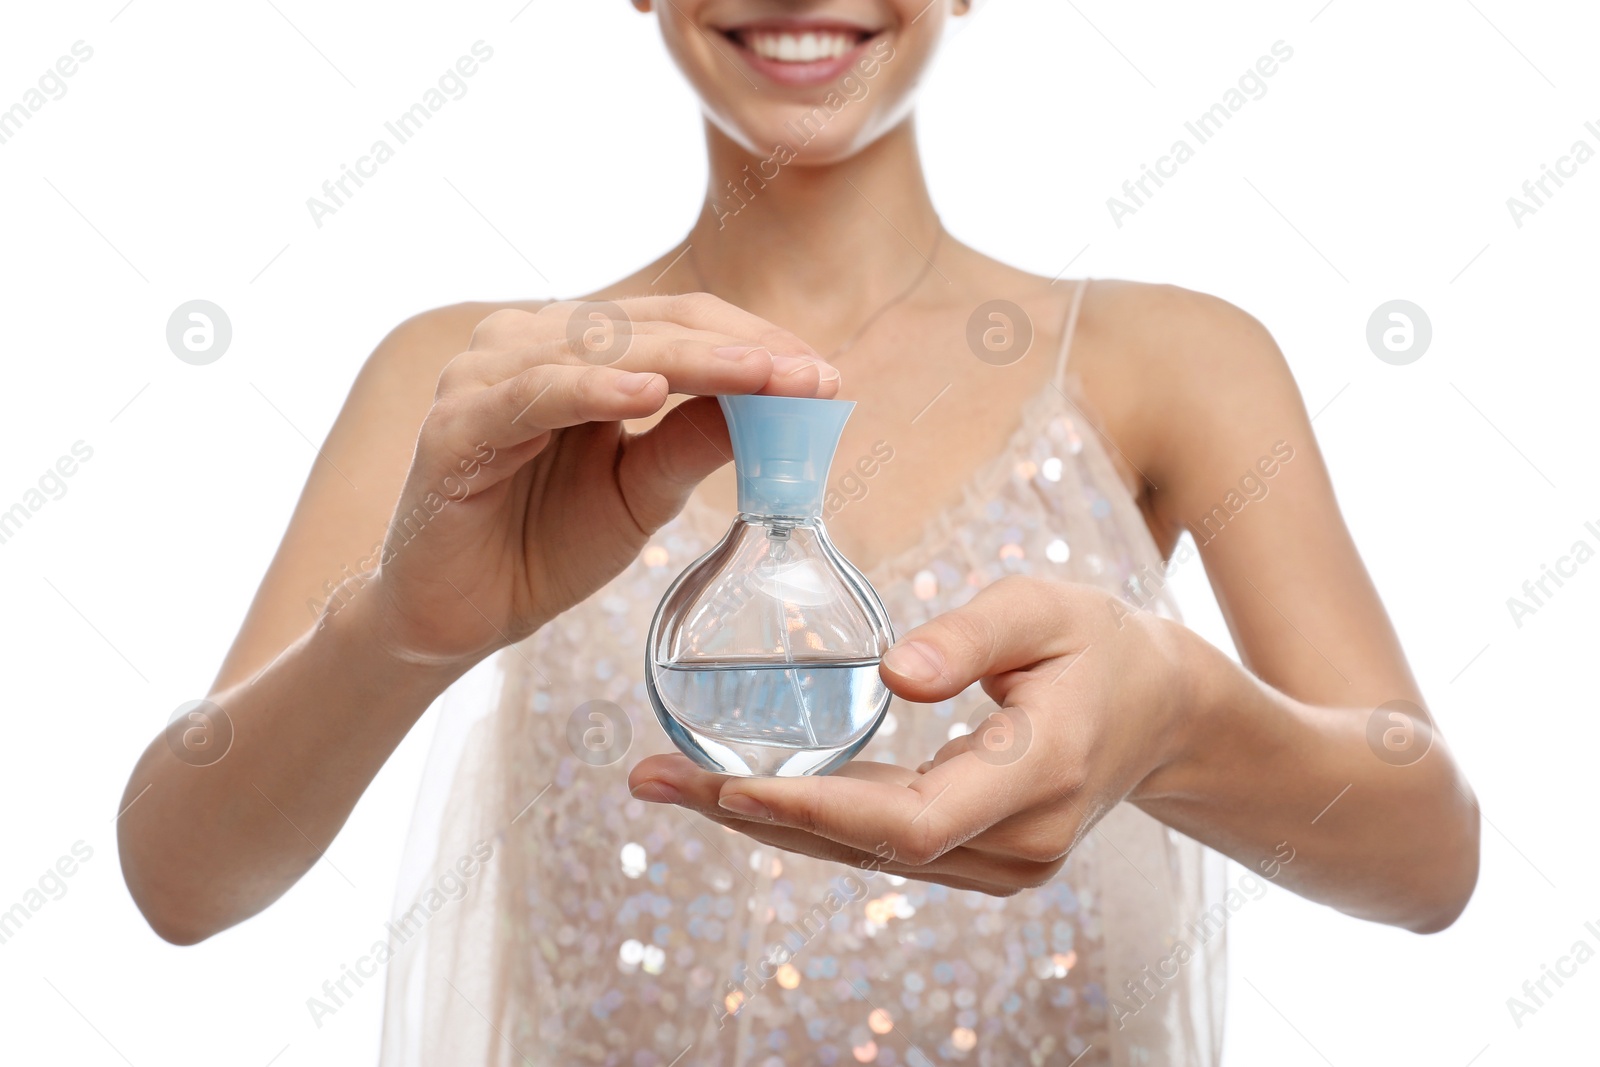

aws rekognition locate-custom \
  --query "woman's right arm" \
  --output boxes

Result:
[118,296,835,944]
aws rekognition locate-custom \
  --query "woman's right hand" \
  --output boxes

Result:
[343,293,838,669]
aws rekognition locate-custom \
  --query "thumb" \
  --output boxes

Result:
[879,577,1075,701]
[614,396,732,533]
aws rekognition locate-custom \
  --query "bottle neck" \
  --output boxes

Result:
[733,483,825,523]
[738,511,821,532]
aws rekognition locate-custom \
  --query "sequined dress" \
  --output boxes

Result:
[379,281,1227,1067]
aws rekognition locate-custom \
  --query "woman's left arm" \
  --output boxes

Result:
[630,283,1479,933]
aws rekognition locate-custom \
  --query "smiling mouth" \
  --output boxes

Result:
[718,21,884,84]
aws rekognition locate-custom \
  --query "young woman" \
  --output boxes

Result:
[118,2,1479,1063]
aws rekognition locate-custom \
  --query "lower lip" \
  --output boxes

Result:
[725,34,879,88]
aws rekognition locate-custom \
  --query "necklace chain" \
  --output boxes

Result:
[679,226,947,363]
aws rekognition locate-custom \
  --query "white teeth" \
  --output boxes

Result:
[745,31,860,63]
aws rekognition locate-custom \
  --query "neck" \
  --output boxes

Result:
[683,118,945,345]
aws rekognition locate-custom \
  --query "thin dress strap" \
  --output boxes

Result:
[1052,277,1091,389]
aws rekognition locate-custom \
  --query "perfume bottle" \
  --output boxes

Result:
[645,394,895,778]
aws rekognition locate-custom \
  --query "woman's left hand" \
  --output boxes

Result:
[628,575,1204,896]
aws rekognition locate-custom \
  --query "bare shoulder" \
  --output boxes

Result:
[1075,280,1294,406]
[1067,280,1315,543]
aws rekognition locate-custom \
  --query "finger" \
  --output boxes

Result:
[694,811,1056,892]
[627,758,1062,895]
[636,750,1035,865]
[437,362,671,464]
[629,754,915,812]
[614,321,838,399]
[450,335,839,403]
[583,292,824,360]
[456,328,839,399]
[409,364,657,494]
[917,733,969,774]
[905,732,1084,859]
[679,762,1078,871]
[878,577,1092,703]
[620,323,840,398]
[633,751,1073,874]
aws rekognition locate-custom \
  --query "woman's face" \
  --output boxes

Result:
[640,1,963,164]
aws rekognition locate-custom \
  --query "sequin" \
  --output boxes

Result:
[952,1027,977,1051]
[1041,456,1064,482]
[621,843,647,879]
[912,569,938,600]
[642,545,669,568]
[1046,538,1071,563]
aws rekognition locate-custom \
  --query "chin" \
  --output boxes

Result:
[710,102,884,164]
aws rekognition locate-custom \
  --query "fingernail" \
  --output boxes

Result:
[718,793,773,820]
[713,345,763,361]
[882,640,943,683]
[615,371,659,395]
[812,360,841,383]
[772,355,813,376]
[633,781,682,804]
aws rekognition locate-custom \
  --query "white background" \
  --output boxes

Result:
[1,1,1596,1064]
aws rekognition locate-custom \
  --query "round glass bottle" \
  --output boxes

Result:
[645,395,895,777]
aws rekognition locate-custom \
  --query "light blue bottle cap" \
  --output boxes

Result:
[718,394,854,519]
